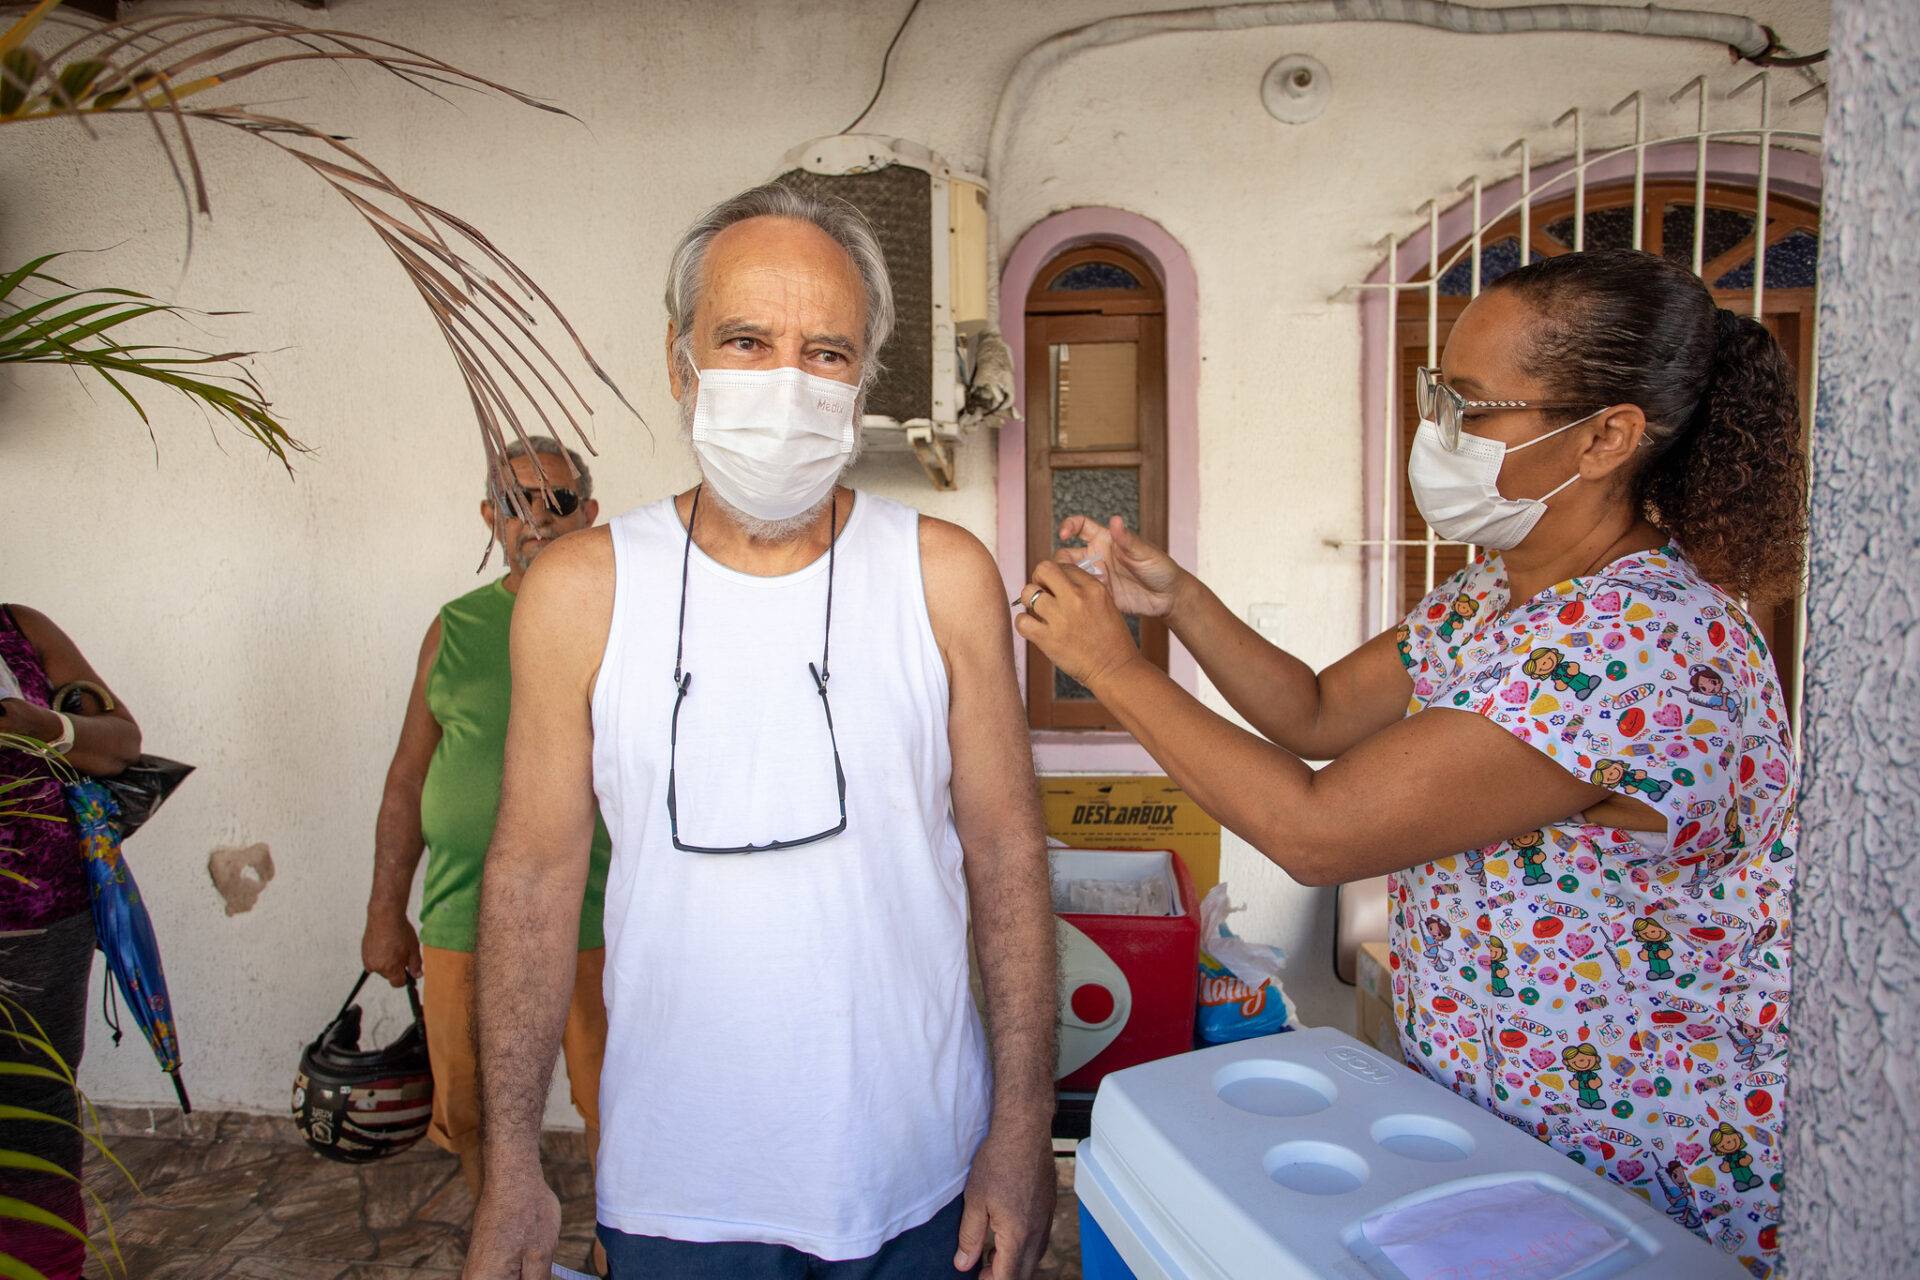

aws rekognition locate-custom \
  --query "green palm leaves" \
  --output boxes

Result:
[1,254,294,463]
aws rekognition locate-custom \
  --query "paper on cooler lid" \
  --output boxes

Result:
[1361,1182,1629,1280]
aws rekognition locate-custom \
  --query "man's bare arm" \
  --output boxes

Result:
[465,529,612,1278]
[923,518,1057,1279]
[362,618,442,985]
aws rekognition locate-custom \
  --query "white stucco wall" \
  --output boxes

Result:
[1,0,1826,1120]
[1783,0,1917,1269]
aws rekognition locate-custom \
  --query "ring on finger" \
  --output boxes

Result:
[1024,587,1047,613]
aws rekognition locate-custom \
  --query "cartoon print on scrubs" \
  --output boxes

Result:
[1486,935,1514,997]
[1388,547,1796,1279]
[1436,594,1479,646]
[1512,830,1549,886]
[1687,665,1741,715]
[1633,918,1676,982]
[1591,758,1673,803]
[1522,647,1602,701]
[1563,1043,1606,1110]
[1711,1122,1763,1193]
[1655,1160,1704,1230]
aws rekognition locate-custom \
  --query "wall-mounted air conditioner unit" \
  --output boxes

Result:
[775,135,1011,489]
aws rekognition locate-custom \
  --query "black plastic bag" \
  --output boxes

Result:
[52,681,193,840]
[97,754,194,840]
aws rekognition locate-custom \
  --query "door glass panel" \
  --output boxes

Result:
[1715,228,1821,290]
[1662,203,1762,268]
[1049,467,1143,702]
[1052,467,1140,548]
[1049,261,1143,291]
[1049,342,1138,450]
[1541,207,1636,252]
[1436,238,1544,295]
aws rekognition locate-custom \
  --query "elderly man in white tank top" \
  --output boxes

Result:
[460,184,1058,1280]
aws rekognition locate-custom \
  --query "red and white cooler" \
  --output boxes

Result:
[1052,847,1201,1093]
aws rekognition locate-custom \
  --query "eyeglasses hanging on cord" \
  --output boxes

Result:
[666,486,849,855]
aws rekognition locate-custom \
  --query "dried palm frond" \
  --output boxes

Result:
[0,1,639,543]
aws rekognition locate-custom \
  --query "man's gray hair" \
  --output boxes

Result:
[488,435,592,501]
[665,182,894,388]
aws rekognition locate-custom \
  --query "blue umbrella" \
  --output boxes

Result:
[67,779,191,1113]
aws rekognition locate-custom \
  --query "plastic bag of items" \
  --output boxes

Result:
[1196,884,1297,1042]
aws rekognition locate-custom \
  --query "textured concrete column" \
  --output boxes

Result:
[1783,0,1920,1272]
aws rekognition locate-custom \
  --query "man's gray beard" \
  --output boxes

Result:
[679,381,854,543]
[695,472,837,543]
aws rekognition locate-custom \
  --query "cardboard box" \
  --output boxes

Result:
[1040,776,1221,894]
[1355,940,1403,1062]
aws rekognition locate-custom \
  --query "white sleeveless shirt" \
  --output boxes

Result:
[589,493,991,1259]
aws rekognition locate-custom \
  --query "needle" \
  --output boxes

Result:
[1011,557,1104,607]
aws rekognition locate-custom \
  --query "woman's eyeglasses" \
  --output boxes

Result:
[1415,367,1600,452]
[666,486,847,855]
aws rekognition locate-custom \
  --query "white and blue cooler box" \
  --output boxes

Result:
[1075,1027,1747,1280]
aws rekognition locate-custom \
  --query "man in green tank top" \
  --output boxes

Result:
[360,438,613,1254]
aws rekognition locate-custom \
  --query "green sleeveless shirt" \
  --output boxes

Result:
[418,578,611,951]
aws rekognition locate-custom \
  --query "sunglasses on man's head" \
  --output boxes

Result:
[504,486,582,518]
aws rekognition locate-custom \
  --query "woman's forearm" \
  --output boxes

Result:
[60,711,142,777]
[1088,653,1320,876]
[1167,575,1332,757]
[0,701,142,777]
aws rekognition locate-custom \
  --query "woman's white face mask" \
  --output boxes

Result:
[1407,408,1604,550]
[688,366,858,522]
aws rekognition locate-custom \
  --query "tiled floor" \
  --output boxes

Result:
[80,1107,1083,1279]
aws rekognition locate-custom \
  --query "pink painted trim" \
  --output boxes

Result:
[999,207,1201,774]
[1357,141,1823,634]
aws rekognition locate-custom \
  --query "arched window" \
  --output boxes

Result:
[1390,180,1818,705]
[1022,244,1169,730]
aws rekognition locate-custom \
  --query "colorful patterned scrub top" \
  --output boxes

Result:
[1390,546,1795,1278]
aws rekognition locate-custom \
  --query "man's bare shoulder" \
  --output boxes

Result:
[548,522,615,567]
[514,526,616,668]
[917,515,1010,652]
[918,515,1002,595]
[523,526,614,595]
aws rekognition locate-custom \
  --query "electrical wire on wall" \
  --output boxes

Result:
[840,0,925,135]
[1746,29,1829,67]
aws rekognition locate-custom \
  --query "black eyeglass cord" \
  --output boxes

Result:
[674,486,837,692]
[667,487,847,854]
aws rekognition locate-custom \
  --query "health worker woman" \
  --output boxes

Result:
[1016,249,1800,1275]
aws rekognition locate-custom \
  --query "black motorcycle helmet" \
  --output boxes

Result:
[292,971,433,1162]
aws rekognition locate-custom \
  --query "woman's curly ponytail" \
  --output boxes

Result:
[1640,308,1808,598]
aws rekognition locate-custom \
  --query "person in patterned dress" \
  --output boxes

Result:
[0,606,143,1280]
[1014,249,1803,1277]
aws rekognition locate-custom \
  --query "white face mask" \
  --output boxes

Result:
[1407,409,1602,550]
[689,366,858,522]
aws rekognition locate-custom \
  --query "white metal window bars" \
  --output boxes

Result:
[1340,69,1825,733]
